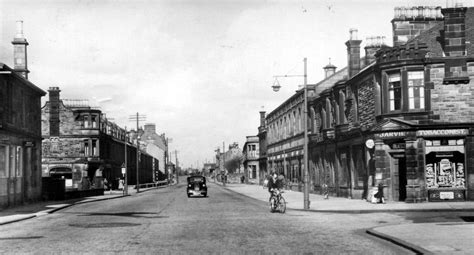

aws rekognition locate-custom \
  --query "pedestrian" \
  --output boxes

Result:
[374,183,385,203]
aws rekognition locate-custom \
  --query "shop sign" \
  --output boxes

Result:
[439,192,454,200]
[365,139,375,149]
[417,129,468,137]
[23,141,35,147]
[375,131,407,139]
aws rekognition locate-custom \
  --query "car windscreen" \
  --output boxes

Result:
[188,177,205,183]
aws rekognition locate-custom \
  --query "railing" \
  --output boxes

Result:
[137,180,169,189]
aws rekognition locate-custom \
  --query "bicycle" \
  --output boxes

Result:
[269,189,286,213]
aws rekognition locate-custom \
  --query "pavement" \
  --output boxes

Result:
[217,181,474,254]
[2,180,474,254]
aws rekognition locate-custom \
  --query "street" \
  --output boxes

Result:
[0,183,413,254]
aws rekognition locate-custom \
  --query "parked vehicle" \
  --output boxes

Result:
[187,175,208,197]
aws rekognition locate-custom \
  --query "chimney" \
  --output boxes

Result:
[11,21,29,79]
[259,111,266,128]
[364,36,387,66]
[144,123,156,134]
[391,6,443,46]
[48,87,61,136]
[323,58,337,78]
[345,29,362,79]
[441,5,467,57]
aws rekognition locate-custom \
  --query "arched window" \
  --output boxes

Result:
[326,98,333,129]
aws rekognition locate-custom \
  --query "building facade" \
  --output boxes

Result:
[308,5,474,202]
[242,135,260,183]
[41,87,159,195]
[0,21,46,208]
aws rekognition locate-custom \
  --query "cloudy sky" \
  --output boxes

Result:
[0,0,463,168]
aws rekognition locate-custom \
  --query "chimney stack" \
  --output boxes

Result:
[259,111,266,128]
[346,28,362,79]
[48,87,61,136]
[11,21,29,79]
[144,123,156,134]
[323,58,337,78]
[364,36,387,66]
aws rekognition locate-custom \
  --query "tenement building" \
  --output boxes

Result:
[41,87,159,197]
[0,21,46,208]
[242,135,260,183]
[308,5,474,202]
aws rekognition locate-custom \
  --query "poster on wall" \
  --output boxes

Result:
[425,150,465,189]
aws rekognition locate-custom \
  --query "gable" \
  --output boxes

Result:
[371,118,415,132]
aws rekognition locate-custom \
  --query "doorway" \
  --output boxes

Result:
[392,155,407,201]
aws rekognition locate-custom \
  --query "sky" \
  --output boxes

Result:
[0,0,468,168]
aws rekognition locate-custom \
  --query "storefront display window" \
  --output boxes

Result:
[425,139,465,189]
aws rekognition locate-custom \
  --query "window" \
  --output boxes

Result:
[389,73,401,111]
[0,145,6,177]
[92,140,98,156]
[83,115,89,128]
[84,140,90,156]
[91,115,98,128]
[408,71,425,110]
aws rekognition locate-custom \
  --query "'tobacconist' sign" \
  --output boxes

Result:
[417,129,468,137]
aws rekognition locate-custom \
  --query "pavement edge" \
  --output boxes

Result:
[366,227,433,255]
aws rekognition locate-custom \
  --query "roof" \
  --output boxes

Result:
[406,7,474,57]
[0,63,46,96]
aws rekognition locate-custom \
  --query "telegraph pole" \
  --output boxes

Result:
[222,142,226,186]
[175,150,179,184]
[129,113,146,193]
[123,126,128,196]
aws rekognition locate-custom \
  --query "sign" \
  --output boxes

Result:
[375,131,408,139]
[23,141,35,147]
[365,139,375,149]
[417,129,468,137]
[121,167,126,174]
[440,192,454,200]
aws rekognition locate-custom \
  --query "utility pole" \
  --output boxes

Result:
[174,150,179,184]
[123,126,128,196]
[222,142,226,186]
[129,113,146,193]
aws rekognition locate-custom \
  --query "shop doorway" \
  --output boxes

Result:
[391,155,407,201]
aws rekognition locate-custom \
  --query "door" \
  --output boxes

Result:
[391,155,407,201]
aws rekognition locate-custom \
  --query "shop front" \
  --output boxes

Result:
[418,129,468,202]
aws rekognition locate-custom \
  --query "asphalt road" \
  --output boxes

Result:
[0,183,411,254]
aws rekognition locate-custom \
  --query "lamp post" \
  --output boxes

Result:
[272,57,310,210]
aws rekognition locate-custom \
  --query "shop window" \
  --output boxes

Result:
[389,73,402,111]
[408,71,425,110]
[425,139,465,189]
[0,145,6,177]
[16,146,22,177]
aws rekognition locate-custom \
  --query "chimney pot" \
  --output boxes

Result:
[15,21,24,39]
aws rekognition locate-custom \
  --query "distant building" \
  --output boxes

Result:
[243,136,259,183]
[0,21,46,207]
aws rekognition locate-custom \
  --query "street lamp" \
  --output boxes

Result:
[272,58,310,210]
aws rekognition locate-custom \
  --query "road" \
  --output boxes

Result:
[0,183,411,254]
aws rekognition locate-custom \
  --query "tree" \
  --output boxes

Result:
[224,155,243,174]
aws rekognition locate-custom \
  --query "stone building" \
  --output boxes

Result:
[308,5,474,202]
[41,87,158,196]
[266,84,315,191]
[0,21,46,207]
[242,135,259,183]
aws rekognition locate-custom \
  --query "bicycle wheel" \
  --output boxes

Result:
[269,197,277,212]
[278,197,286,213]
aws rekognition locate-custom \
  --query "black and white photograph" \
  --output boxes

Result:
[1,0,474,253]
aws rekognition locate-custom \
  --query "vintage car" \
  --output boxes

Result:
[187,175,208,197]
